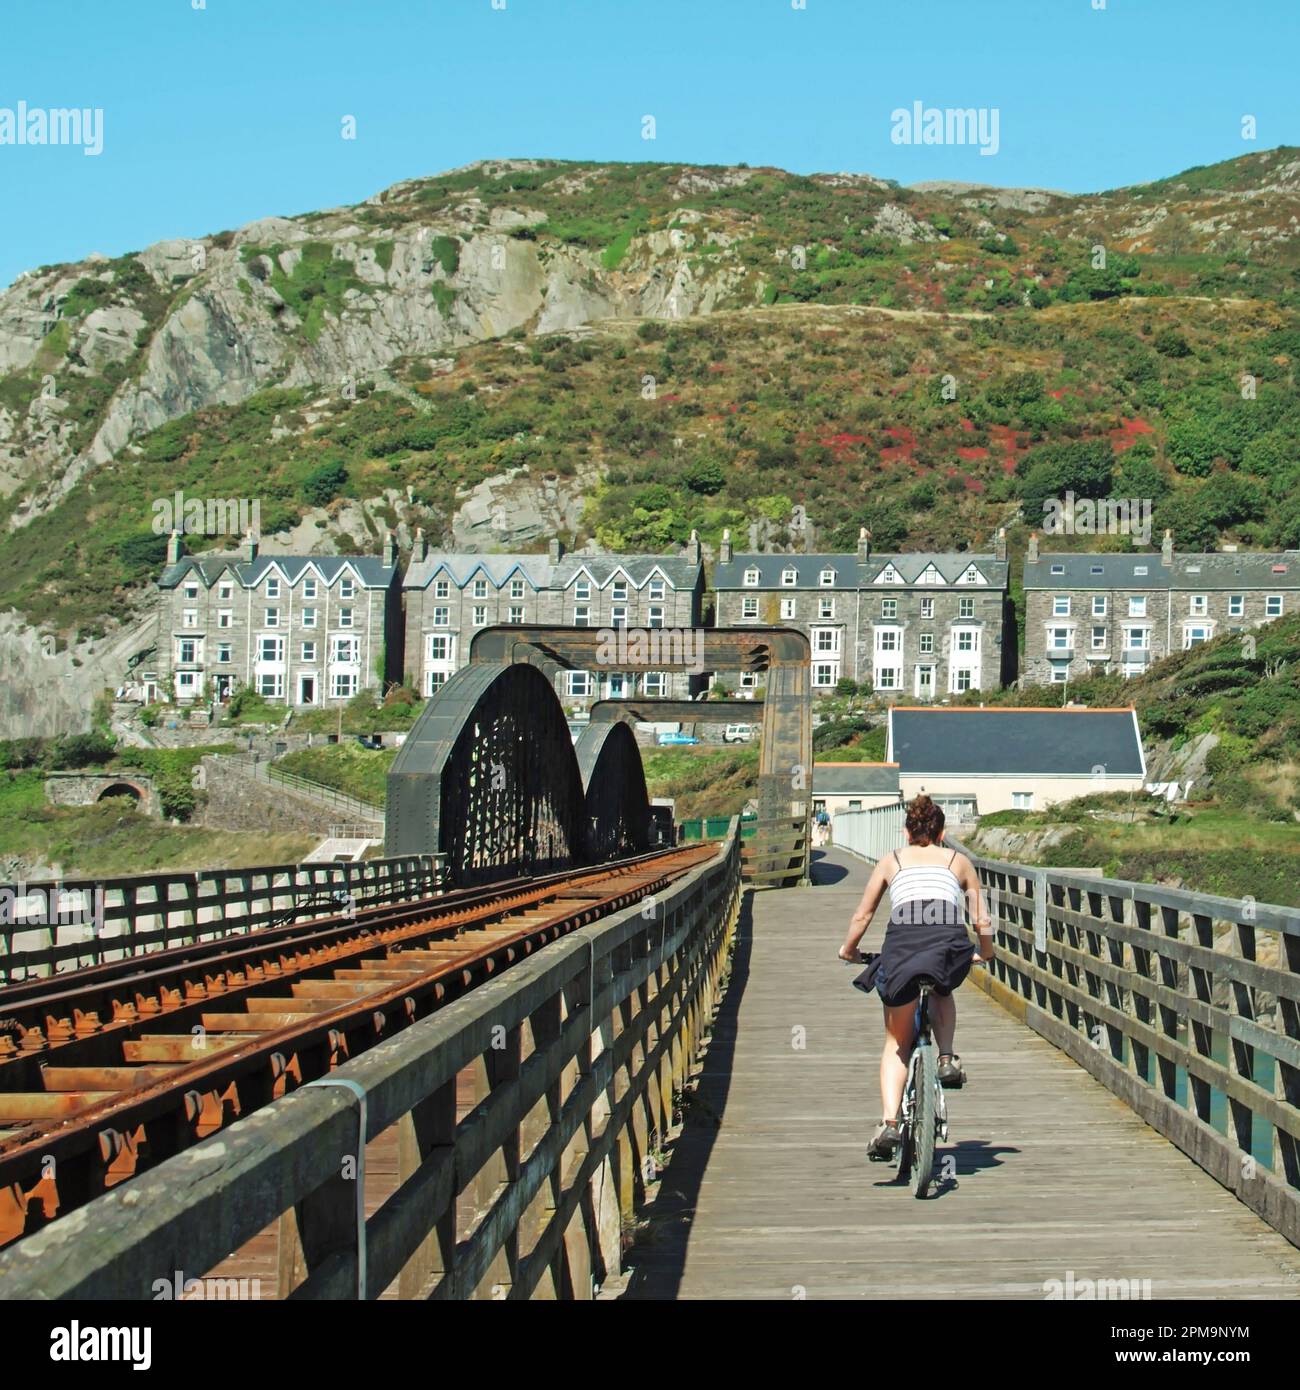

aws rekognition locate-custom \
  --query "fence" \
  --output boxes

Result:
[679,813,757,842]
[0,824,743,1299]
[220,753,385,825]
[947,834,1300,1247]
[830,802,906,863]
[0,854,443,983]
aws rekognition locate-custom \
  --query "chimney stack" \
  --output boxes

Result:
[413,527,428,563]
[1162,528,1174,565]
[995,527,1007,563]
[857,526,872,562]
[547,537,564,563]
[243,529,258,563]
[166,529,182,566]
[1027,532,1039,564]
[719,528,733,564]
[383,530,397,567]
[686,528,702,564]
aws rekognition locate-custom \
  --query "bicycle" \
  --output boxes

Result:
[894,976,949,1199]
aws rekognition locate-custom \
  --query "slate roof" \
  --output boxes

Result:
[403,551,702,592]
[887,707,1145,778]
[713,552,1007,590]
[1026,550,1300,591]
[159,553,396,590]
[812,762,901,796]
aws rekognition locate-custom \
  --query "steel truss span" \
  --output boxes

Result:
[386,662,649,885]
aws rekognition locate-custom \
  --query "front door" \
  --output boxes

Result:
[916,665,934,699]
[298,674,317,705]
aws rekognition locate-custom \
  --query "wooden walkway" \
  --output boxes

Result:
[615,848,1300,1300]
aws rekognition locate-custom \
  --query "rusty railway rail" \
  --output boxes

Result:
[0,845,713,1249]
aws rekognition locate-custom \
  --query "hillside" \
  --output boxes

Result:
[2,152,1300,733]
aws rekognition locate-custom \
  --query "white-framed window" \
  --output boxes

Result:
[266,578,280,599]
[426,671,448,695]
[1091,626,1107,651]
[330,672,358,699]
[649,579,666,601]
[217,609,232,628]
[1189,594,1207,617]
[1229,595,1245,617]
[812,662,838,687]
[302,607,317,629]
[510,578,525,600]
[508,606,525,624]
[1012,792,1034,810]
[182,608,198,628]
[258,636,284,663]
[875,629,898,653]
[433,606,449,627]
[741,596,759,620]
[739,671,757,689]
[958,597,974,619]
[919,633,934,655]
[1050,564,1065,576]
[881,598,897,619]
[1049,665,1069,685]
[952,667,974,692]
[216,643,232,664]
[644,672,667,696]
[257,673,284,698]
[819,597,834,620]
[920,597,934,619]
[301,641,317,662]
[1053,596,1071,617]
[1124,627,1149,651]
[1184,624,1212,648]
[610,605,627,628]
[1134,565,1148,577]
[339,577,355,600]
[1266,594,1284,617]
[648,605,665,628]
[958,565,984,585]
[435,578,450,599]
[566,671,592,697]
[1048,627,1073,651]
[183,583,199,600]
[780,597,796,620]
[1129,596,1147,617]
[1092,595,1107,617]
[876,564,901,584]
[574,604,590,627]
[176,637,199,664]
[338,607,354,628]
[815,628,841,654]
[303,577,318,600]
[331,636,358,664]
[425,633,455,664]
[874,667,900,691]
[819,568,835,587]
[611,580,628,602]
[264,608,280,627]
[218,582,233,601]
[956,628,978,653]
[474,577,489,599]
[743,568,760,587]
[781,568,797,587]
[473,605,488,626]
[916,565,943,586]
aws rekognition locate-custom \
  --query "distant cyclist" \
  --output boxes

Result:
[837,794,993,1161]
[815,806,831,846]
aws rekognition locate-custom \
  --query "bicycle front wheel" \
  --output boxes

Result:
[910,1042,937,1198]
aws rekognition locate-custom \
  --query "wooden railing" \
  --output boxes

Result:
[0,825,743,1298]
[948,835,1300,1246]
[0,854,443,983]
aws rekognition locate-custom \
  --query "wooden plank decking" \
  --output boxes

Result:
[615,848,1300,1300]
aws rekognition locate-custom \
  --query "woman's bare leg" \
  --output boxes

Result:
[930,992,957,1056]
[880,1002,916,1120]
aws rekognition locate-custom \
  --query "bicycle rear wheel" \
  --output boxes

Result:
[909,1042,937,1198]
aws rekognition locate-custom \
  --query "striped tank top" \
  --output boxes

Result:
[887,849,965,923]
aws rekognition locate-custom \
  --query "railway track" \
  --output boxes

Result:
[0,844,715,1248]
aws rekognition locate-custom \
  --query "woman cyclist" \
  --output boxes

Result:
[837,794,993,1161]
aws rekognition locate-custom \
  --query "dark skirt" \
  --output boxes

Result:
[872,899,973,1007]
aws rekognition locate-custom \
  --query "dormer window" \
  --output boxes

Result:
[266,578,280,599]
[611,580,628,602]
[876,564,901,584]
[915,565,943,585]
[649,579,666,601]
[303,577,318,600]
[183,583,199,600]
[743,568,760,587]
[1050,564,1065,576]
[958,565,984,585]
[819,569,835,586]
[339,577,355,599]
[435,579,450,599]
[574,578,591,601]
[781,569,797,587]
[474,577,488,599]
[510,578,525,599]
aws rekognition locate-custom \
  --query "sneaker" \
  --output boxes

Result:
[867,1120,900,1162]
[938,1055,966,1089]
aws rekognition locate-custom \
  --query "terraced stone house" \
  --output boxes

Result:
[711,528,1014,699]
[1023,531,1300,684]
[156,531,402,707]
[403,533,706,706]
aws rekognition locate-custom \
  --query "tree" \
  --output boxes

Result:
[302,459,348,506]
[682,457,726,495]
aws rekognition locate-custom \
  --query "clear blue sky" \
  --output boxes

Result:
[1,0,1297,287]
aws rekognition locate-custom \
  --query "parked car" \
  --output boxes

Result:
[723,724,754,744]
[656,732,698,746]
[355,733,383,750]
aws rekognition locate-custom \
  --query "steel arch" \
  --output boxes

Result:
[574,719,652,862]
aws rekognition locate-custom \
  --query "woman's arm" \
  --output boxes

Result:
[957,855,994,960]
[838,859,889,960]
